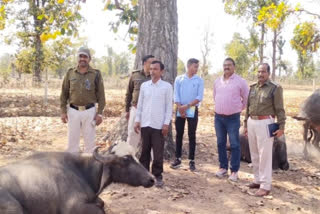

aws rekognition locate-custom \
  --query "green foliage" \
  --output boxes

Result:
[103,0,138,53]
[225,33,251,77]
[257,2,289,31]
[2,0,84,81]
[290,21,319,56]
[0,53,12,81]
[14,48,34,74]
[295,53,315,79]
[223,0,270,20]
[177,58,186,75]
[93,46,131,77]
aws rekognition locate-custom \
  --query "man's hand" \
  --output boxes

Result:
[273,129,284,138]
[61,113,68,123]
[178,105,188,118]
[244,127,248,137]
[162,124,169,137]
[125,111,130,120]
[134,122,141,134]
[95,114,103,126]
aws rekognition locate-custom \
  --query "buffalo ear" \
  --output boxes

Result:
[93,147,117,164]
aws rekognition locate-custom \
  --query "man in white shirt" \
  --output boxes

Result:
[134,60,173,188]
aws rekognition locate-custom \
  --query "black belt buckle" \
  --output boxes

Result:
[70,103,94,111]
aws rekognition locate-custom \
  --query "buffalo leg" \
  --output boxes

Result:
[303,122,310,159]
[0,188,24,214]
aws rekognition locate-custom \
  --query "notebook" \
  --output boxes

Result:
[268,123,279,137]
[177,106,196,118]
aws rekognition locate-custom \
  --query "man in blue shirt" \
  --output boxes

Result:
[170,58,204,171]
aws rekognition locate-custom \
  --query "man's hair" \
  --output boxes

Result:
[260,63,271,74]
[142,55,155,65]
[151,60,164,70]
[187,58,199,66]
[224,57,235,66]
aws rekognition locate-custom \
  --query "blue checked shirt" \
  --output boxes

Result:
[174,74,204,106]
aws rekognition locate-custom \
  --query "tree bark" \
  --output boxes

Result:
[133,0,178,159]
[259,24,265,63]
[134,0,178,85]
[32,0,44,84]
[271,30,277,81]
[104,0,178,159]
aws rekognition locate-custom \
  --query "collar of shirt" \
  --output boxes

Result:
[258,79,272,88]
[183,73,199,80]
[223,73,236,81]
[75,66,95,74]
[140,69,150,77]
[149,79,162,86]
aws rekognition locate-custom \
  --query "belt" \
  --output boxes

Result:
[250,115,275,120]
[215,112,240,117]
[70,103,95,111]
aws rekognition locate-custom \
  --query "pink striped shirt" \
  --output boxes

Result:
[213,73,249,115]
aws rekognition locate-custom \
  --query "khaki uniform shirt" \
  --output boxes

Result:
[244,80,286,130]
[125,69,151,112]
[60,66,106,114]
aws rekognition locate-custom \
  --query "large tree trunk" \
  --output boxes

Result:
[134,0,178,159]
[32,0,44,84]
[271,30,277,81]
[259,24,265,63]
[134,0,178,85]
[33,33,43,83]
[104,0,178,159]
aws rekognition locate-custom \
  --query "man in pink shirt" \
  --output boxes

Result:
[213,57,249,181]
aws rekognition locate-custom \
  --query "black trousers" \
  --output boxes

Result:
[175,108,198,160]
[139,127,164,179]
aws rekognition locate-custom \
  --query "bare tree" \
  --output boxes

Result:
[200,26,214,77]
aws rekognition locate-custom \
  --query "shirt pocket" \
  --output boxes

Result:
[70,78,78,92]
[259,92,272,105]
[133,79,144,91]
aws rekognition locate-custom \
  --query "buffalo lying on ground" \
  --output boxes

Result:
[227,134,289,170]
[0,142,154,214]
[293,89,320,157]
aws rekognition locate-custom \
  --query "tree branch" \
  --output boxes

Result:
[298,9,320,19]
[114,0,124,11]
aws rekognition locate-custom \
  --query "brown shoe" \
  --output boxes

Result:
[246,183,260,189]
[254,188,270,197]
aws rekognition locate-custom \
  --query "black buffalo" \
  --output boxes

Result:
[0,142,154,214]
[228,134,289,170]
[293,89,320,157]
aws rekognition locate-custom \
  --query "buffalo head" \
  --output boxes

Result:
[93,142,154,194]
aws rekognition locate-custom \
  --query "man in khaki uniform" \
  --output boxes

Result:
[244,63,286,197]
[125,55,155,152]
[60,47,106,153]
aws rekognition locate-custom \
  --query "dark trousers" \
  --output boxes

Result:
[214,113,241,172]
[139,126,164,179]
[175,108,198,160]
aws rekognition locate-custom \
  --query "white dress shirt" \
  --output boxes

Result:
[135,79,173,129]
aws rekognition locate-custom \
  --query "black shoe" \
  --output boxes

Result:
[155,177,164,188]
[189,160,196,171]
[170,158,181,169]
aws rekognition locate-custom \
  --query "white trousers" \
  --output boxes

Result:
[67,106,96,154]
[247,117,274,190]
[127,106,141,152]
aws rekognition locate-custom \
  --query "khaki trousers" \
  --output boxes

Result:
[127,106,141,152]
[67,106,96,154]
[247,117,274,190]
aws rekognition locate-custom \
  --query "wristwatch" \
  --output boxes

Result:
[97,114,103,118]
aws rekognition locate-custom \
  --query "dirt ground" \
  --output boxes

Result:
[1,87,320,214]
